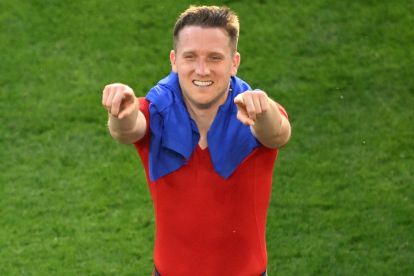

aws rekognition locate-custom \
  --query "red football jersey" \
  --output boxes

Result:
[134,98,286,276]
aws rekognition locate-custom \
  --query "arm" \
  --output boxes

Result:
[102,83,147,144]
[234,90,291,149]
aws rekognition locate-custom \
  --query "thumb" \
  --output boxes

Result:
[234,93,246,108]
[234,95,254,126]
[118,96,137,119]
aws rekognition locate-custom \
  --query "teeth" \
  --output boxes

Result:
[193,80,213,87]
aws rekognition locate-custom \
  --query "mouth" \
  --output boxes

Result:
[193,80,213,87]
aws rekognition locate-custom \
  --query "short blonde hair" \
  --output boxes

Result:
[173,5,240,53]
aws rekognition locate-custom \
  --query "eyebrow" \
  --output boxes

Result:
[181,50,225,56]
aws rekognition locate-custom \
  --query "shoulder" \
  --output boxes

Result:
[145,72,181,112]
[138,97,150,118]
[133,97,151,148]
[231,75,252,94]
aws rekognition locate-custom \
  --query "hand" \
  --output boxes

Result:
[234,90,270,126]
[102,83,138,119]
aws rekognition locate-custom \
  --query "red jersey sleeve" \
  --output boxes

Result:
[134,97,150,147]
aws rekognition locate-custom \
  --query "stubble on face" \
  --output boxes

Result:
[171,26,239,112]
[179,81,230,110]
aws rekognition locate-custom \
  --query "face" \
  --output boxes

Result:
[170,26,240,110]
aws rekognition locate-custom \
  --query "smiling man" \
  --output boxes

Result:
[102,5,291,276]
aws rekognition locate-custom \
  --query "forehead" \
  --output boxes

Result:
[175,26,232,54]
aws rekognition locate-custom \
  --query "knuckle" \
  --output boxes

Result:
[122,86,133,94]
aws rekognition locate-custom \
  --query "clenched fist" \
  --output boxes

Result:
[102,83,138,119]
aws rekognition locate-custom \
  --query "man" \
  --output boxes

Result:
[102,5,291,276]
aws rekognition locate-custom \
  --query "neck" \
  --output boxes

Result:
[184,98,225,150]
[183,87,229,132]
[186,103,219,134]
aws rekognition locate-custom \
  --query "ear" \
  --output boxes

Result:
[231,52,241,76]
[170,50,177,72]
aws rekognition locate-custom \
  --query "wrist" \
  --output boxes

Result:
[108,108,139,132]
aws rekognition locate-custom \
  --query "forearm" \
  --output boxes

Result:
[251,99,291,149]
[108,109,146,144]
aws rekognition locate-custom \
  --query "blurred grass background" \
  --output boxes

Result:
[1,0,413,275]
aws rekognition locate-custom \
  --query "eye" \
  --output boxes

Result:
[183,54,195,60]
[210,55,223,61]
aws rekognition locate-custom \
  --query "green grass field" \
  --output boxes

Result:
[1,0,413,275]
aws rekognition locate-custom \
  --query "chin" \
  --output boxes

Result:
[183,88,228,110]
[192,99,214,109]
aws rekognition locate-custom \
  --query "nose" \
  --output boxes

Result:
[195,60,210,76]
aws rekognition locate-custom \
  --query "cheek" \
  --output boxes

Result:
[176,63,192,74]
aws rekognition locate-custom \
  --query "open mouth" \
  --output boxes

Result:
[193,80,213,87]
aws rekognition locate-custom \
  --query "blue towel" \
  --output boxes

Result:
[146,72,259,181]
